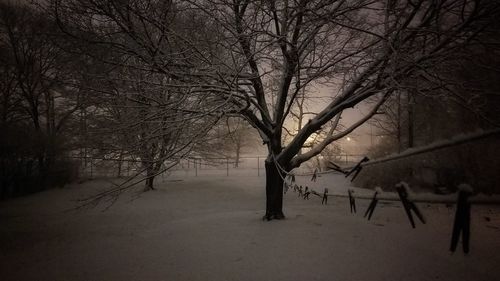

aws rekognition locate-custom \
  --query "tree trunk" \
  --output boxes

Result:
[407,93,414,149]
[144,166,156,192]
[117,150,123,177]
[397,92,402,153]
[144,176,155,191]
[234,142,241,168]
[263,159,285,220]
[37,156,48,192]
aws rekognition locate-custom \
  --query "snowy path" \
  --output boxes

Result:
[1,174,499,281]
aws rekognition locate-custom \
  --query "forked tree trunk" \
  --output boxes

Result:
[263,159,285,220]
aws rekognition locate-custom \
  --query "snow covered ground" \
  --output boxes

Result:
[1,172,499,281]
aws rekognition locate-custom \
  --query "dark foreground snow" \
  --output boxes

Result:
[1,173,499,281]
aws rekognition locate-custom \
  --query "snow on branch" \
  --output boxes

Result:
[364,128,500,167]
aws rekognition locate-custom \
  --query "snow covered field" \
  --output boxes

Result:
[1,173,499,281]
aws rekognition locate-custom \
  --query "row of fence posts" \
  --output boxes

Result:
[187,157,263,177]
[76,157,134,178]
[287,177,481,254]
[74,157,237,178]
[188,158,239,177]
[74,157,254,178]
[73,155,366,178]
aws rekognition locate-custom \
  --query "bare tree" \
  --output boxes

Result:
[368,92,409,153]
[211,117,259,167]
[52,0,499,218]
[45,0,237,199]
[107,67,221,191]
[187,0,497,220]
